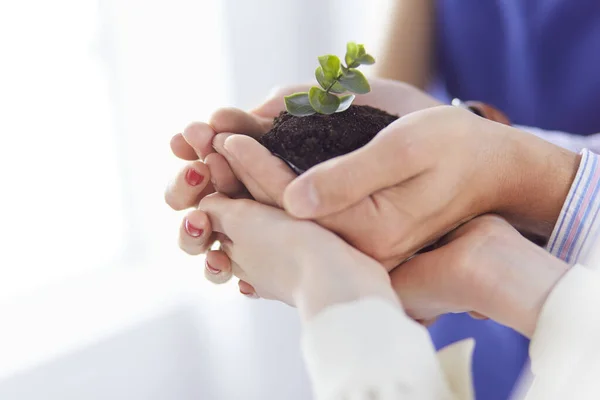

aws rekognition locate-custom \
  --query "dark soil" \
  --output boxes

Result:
[259,105,398,173]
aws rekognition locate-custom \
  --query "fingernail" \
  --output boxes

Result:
[185,168,204,186]
[285,180,319,218]
[239,288,259,299]
[185,219,204,237]
[205,260,220,275]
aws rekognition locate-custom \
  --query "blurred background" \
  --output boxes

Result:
[0,0,392,399]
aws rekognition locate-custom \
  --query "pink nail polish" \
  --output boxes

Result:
[205,260,220,274]
[185,219,203,237]
[239,288,258,298]
[185,169,204,186]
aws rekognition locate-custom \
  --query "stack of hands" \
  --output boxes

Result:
[165,79,578,338]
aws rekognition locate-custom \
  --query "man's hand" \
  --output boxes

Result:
[280,105,580,253]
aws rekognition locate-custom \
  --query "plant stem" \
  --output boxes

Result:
[325,74,342,94]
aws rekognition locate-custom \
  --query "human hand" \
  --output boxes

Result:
[193,192,568,337]
[194,193,398,321]
[280,105,581,260]
[187,104,579,273]
[391,215,569,337]
[167,79,442,267]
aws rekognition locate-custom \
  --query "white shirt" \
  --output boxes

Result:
[301,148,600,399]
[302,263,600,400]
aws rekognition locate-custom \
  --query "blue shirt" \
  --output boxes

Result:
[430,1,600,399]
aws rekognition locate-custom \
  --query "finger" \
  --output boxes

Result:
[170,133,199,160]
[197,193,255,241]
[238,280,259,298]
[210,107,272,139]
[212,133,277,205]
[204,152,249,198]
[204,250,233,284]
[165,161,215,211]
[182,122,219,160]
[179,209,215,255]
[219,134,297,207]
[282,117,428,219]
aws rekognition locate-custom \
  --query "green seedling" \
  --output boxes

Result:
[285,42,375,116]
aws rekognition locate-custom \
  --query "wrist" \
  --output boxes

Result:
[498,127,580,240]
[474,236,569,337]
[294,254,399,322]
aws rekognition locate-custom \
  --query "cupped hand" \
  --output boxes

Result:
[195,193,397,320]
[197,104,579,274]
[280,105,580,260]
[167,79,442,267]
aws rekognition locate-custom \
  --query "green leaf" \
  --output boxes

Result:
[345,42,359,67]
[338,68,371,94]
[356,54,375,65]
[308,87,340,114]
[357,44,367,57]
[336,94,355,113]
[315,66,346,93]
[318,55,341,79]
[285,92,316,117]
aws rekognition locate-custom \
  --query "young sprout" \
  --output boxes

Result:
[284,42,375,117]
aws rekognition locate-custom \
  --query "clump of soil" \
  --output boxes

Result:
[259,105,398,173]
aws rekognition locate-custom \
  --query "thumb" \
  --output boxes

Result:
[282,117,426,218]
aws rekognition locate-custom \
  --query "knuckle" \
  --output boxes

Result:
[164,189,187,211]
[178,237,202,255]
[209,107,237,124]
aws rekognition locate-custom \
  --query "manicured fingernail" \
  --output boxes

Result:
[205,260,220,275]
[185,219,203,237]
[185,168,204,186]
[239,288,259,299]
[285,180,319,218]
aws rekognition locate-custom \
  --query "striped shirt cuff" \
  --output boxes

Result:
[546,149,600,265]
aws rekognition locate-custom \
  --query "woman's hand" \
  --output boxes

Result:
[194,193,398,321]
[393,215,570,337]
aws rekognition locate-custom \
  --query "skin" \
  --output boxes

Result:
[166,81,579,271]
[197,194,568,338]
[374,0,434,88]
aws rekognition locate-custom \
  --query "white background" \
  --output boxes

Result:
[0,0,391,299]
[0,0,392,395]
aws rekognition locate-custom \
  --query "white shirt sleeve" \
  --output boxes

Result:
[301,297,472,400]
[524,264,600,399]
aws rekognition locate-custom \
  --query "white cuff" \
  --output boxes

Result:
[529,265,600,396]
[301,298,455,400]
